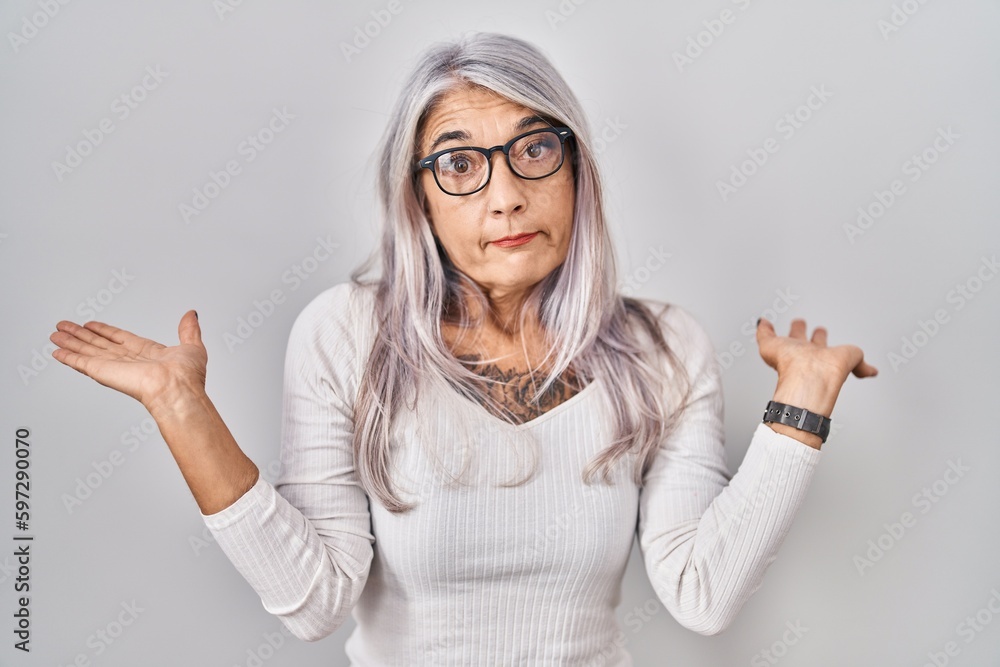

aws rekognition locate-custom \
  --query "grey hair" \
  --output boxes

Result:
[348,31,692,513]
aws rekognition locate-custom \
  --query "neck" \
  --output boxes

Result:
[444,284,547,362]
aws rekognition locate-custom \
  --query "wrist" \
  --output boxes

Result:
[772,370,840,418]
[144,380,212,424]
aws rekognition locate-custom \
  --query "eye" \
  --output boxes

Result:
[518,134,556,160]
[440,152,475,175]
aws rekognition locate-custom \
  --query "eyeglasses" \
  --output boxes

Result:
[415,126,574,196]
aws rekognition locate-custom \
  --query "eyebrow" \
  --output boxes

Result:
[426,115,552,154]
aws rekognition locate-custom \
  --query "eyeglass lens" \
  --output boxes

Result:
[434,130,564,195]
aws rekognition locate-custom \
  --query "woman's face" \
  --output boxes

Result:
[417,86,575,305]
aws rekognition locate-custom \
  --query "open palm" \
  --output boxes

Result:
[49,310,206,411]
[756,317,878,384]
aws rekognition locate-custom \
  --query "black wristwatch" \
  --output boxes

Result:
[762,400,831,443]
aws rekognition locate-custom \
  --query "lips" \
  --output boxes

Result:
[491,232,538,248]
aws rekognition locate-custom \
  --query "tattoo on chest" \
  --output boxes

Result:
[455,354,582,424]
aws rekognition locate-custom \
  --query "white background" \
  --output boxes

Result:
[2,0,999,665]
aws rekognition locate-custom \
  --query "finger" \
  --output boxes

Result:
[788,318,807,339]
[179,310,203,347]
[50,329,111,359]
[80,320,131,346]
[51,347,94,377]
[811,326,828,347]
[54,320,116,352]
[756,317,776,345]
[852,358,879,378]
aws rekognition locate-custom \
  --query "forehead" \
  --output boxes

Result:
[421,86,541,150]
[427,85,525,118]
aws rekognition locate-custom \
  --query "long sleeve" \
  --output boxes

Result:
[637,304,822,636]
[200,284,375,642]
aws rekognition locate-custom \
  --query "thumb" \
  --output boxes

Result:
[179,309,203,347]
[755,316,775,348]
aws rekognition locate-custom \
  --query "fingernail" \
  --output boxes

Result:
[194,310,199,320]
[756,317,761,327]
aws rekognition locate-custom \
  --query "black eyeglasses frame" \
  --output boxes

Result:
[414,126,575,196]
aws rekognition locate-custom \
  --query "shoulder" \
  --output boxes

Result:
[294,280,377,323]
[290,281,378,340]
[286,281,379,378]
[628,297,716,368]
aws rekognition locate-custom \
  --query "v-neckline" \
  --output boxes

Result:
[445,376,602,431]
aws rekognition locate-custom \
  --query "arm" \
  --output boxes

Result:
[637,307,822,636]
[50,283,374,642]
[147,388,260,514]
[51,306,260,516]
[196,286,375,642]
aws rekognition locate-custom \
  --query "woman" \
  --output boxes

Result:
[49,32,877,665]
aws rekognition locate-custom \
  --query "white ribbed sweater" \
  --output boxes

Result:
[201,281,822,666]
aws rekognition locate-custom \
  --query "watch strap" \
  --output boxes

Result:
[762,400,831,443]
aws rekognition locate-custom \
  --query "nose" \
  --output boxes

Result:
[484,150,525,216]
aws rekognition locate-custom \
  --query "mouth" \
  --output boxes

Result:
[491,232,538,248]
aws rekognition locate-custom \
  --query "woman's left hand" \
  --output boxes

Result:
[755,317,878,418]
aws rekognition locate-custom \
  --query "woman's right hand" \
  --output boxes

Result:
[49,310,207,415]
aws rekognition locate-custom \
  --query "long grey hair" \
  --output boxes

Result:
[348,31,693,513]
